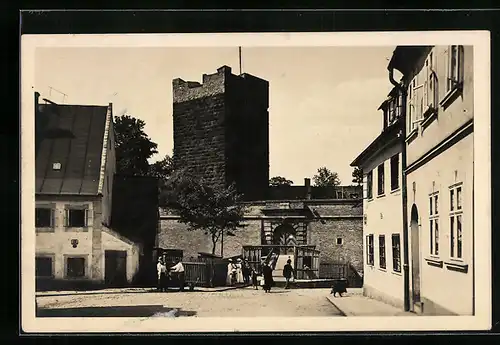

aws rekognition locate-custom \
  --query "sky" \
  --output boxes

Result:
[35,46,397,185]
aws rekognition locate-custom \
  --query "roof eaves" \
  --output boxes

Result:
[388,45,433,76]
[350,121,402,167]
[97,103,113,195]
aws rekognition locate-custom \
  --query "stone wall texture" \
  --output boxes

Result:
[172,66,269,200]
[158,201,364,274]
[172,93,227,189]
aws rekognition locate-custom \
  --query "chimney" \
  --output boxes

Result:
[304,178,311,200]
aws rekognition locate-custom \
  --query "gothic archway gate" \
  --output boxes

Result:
[273,223,298,255]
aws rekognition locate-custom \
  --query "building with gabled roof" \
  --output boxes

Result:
[34,92,142,290]
[350,84,405,310]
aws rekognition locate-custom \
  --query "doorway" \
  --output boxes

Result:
[273,223,297,255]
[410,204,421,311]
[105,250,127,287]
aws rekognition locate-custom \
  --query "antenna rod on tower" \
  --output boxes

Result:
[239,46,242,75]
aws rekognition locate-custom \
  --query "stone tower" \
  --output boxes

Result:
[172,65,269,201]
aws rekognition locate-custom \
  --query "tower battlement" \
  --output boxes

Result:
[172,65,270,201]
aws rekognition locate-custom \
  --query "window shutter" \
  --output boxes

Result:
[407,84,413,131]
[366,236,369,264]
[64,209,69,227]
[362,175,368,199]
[437,47,446,100]
[446,46,452,92]
[50,209,55,227]
[84,208,89,227]
[458,45,464,83]
[423,80,428,109]
[414,85,423,121]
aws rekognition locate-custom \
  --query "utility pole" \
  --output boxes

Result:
[239,46,242,75]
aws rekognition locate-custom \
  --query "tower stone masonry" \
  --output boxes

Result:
[172,65,270,201]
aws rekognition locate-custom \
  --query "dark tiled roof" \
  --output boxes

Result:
[35,103,108,195]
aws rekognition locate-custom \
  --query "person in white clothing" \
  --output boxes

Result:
[170,258,185,292]
[157,258,167,292]
[227,259,237,285]
[236,258,244,283]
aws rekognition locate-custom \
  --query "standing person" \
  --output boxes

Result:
[170,258,185,292]
[242,260,251,285]
[251,267,258,290]
[157,258,167,292]
[283,259,294,289]
[236,258,244,284]
[262,262,274,293]
[227,259,236,286]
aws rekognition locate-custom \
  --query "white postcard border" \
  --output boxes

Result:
[21,31,491,333]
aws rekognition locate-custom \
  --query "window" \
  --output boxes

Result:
[392,234,401,273]
[390,154,400,191]
[408,79,414,132]
[388,98,396,123]
[447,45,464,93]
[429,192,440,256]
[64,206,89,228]
[367,171,373,199]
[450,184,463,259]
[386,94,402,126]
[36,257,53,277]
[366,234,374,266]
[66,257,86,278]
[379,235,386,269]
[424,52,438,112]
[35,207,54,228]
[408,76,425,132]
[377,163,385,196]
[336,237,343,245]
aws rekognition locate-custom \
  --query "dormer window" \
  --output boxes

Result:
[389,99,396,122]
[379,91,403,129]
[388,95,402,125]
[52,162,61,171]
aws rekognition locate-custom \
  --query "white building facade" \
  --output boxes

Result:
[388,45,474,315]
[35,95,141,290]
[351,87,405,309]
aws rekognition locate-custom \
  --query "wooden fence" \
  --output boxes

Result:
[183,258,228,287]
[318,262,363,287]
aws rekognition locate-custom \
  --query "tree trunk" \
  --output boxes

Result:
[211,240,217,255]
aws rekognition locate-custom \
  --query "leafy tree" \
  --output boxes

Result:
[160,169,246,256]
[352,167,363,186]
[312,167,341,187]
[269,176,293,187]
[148,154,174,182]
[114,115,158,176]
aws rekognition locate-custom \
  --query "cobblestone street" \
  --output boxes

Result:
[36,287,343,318]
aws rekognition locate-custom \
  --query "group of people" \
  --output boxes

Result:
[227,254,295,293]
[157,256,185,292]
[227,258,256,286]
